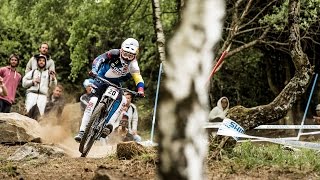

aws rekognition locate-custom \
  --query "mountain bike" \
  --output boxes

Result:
[79,76,137,157]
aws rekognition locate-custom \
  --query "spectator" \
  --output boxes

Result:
[124,91,141,142]
[0,77,8,97]
[114,111,134,142]
[44,84,65,119]
[22,55,57,120]
[0,54,22,113]
[80,79,94,112]
[313,104,320,123]
[25,42,55,74]
[208,96,229,122]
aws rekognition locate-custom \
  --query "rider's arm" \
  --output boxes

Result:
[132,73,144,91]
[91,54,107,75]
[91,49,119,75]
[129,60,145,92]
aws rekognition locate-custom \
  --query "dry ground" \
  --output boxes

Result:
[0,144,156,180]
[1,142,320,180]
[1,104,320,179]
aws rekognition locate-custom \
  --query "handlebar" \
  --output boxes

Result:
[94,76,138,96]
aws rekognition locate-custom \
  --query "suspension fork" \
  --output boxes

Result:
[98,97,115,129]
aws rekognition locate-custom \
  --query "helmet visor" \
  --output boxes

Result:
[121,51,136,61]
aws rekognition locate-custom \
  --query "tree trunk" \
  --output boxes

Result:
[157,0,225,179]
[210,0,313,159]
[151,0,166,65]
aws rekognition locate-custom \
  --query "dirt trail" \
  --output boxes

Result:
[37,102,118,158]
[0,103,155,179]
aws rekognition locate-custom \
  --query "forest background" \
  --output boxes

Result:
[0,0,320,130]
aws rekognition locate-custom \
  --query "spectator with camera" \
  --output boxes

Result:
[22,55,57,120]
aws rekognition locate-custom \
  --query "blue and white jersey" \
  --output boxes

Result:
[91,49,144,89]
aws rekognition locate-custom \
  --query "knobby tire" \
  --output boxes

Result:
[79,103,106,157]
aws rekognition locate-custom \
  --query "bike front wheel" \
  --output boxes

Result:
[79,103,106,157]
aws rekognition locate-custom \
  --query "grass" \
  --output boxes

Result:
[224,141,320,171]
[0,162,20,177]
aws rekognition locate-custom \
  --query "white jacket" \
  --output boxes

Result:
[22,69,57,95]
[25,56,55,74]
[127,103,138,132]
[208,96,229,121]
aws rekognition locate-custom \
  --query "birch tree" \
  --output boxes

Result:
[157,0,225,179]
[151,0,166,64]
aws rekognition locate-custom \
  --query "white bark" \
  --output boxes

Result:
[151,0,166,64]
[158,0,225,179]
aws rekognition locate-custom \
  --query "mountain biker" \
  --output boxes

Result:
[74,38,145,142]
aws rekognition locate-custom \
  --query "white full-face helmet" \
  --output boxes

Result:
[120,38,139,61]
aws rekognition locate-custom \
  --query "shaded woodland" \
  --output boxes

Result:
[1,0,320,179]
[0,0,319,118]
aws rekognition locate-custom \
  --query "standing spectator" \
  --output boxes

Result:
[0,54,22,113]
[208,96,229,122]
[313,104,320,123]
[25,42,55,74]
[44,84,65,119]
[124,91,141,142]
[80,79,94,112]
[0,77,8,97]
[22,55,57,120]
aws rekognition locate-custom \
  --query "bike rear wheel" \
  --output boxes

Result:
[79,103,106,157]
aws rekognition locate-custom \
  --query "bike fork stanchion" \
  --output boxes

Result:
[150,63,163,143]
[297,73,318,140]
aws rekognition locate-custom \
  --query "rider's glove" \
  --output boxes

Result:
[137,87,145,97]
[88,70,97,77]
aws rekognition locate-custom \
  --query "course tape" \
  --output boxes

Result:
[300,131,320,136]
[217,119,320,151]
[205,122,320,129]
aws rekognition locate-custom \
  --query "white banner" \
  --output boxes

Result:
[217,118,244,141]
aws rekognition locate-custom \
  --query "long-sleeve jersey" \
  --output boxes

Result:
[0,66,21,104]
[91,49,144,90]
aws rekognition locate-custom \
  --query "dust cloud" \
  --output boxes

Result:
[37,102,117,158]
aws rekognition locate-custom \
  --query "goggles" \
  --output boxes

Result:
[121,50,136,61]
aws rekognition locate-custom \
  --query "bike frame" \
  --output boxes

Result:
[79,76,138,157]
[95,76,137,132]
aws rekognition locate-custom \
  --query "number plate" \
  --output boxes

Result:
[104,86,119,100]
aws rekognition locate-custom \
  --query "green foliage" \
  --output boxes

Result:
[260,0,320,31]
[0,0,179,130]
[228,141,320,171]
[212,48,274,107]
[0,0,177,93]
[5,0,319,123]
